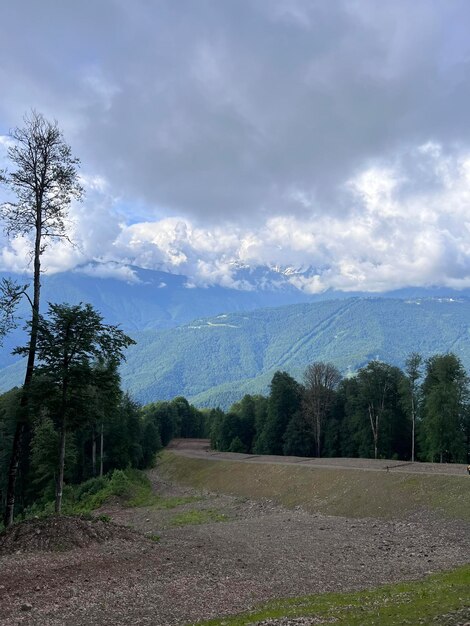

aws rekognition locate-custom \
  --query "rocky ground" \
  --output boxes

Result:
[1,452,469,625]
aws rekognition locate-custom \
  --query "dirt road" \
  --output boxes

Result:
[168,438,470,477]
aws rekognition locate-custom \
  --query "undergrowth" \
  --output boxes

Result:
[19,468,198,521]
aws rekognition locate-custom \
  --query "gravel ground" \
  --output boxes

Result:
[1,448,469,625]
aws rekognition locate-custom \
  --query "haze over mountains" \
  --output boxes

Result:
[2,263,470,408]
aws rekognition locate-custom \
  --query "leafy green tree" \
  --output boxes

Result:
[0,388,20,513]
[228,436,247,453]
[140,420,162,468]
[421,354,468,462]
[347,362,409,459]
[218,412,241,451]
[103,393,143,473]
[141,401,178,447]
[335,377,361,457]
[169,397,204,438]
[229,394,257,452]
[283,411,314,456]
[321,389,347,458]
[16,302,134,513]
[208,408,226,450]
[257,371,302,455]
[84,360,124,477]
[1,111,83,527]
[0,279,27,346]
[29,413,77,496]
[252,395,268,452]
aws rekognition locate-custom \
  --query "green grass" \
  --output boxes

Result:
[170,509,228,527]
[193,565,470,626]
[159,452,470,521]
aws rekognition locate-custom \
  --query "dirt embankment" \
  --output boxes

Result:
[163,440,470,521]
[0,442,469,625]
[168,438,469,476]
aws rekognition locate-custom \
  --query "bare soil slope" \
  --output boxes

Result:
[1,443,469,625]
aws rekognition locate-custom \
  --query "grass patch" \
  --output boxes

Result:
[195,565,470,626]
[159,452,470,521]
[170,509,227,527]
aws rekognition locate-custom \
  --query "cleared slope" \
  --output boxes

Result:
[159,449,470,521]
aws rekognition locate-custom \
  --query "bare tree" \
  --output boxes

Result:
[1,111,83,527]
[303,362,341,457]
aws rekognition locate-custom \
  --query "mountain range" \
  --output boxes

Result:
[2,264,470,408]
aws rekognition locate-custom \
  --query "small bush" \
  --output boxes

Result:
[108,470,133,498]
[75,476,108,500]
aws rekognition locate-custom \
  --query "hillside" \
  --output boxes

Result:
[117,296,470,407]
[3,292,470,408]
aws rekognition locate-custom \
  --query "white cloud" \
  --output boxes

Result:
[0,235,32,273]
[75,262,140,283]
[3,142,470,293]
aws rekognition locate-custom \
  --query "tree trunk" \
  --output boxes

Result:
[411,395,415,463]
[368,405,379,460]
[99,422,104,477]
[316,415,321,457]
[55,377,68,515]
[3,226,42,528]
[55,422,67,514]
[91,427,96,477]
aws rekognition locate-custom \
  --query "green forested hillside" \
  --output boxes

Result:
[3,297,470,408]
[123,297,470,407]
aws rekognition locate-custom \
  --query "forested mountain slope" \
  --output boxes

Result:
[3,292,470,409]
[0,265,312,371]
[122,297,470,407]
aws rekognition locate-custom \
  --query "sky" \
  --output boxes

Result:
[1,0,470,293]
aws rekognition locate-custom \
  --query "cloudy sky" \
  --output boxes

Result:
[1,0,470,293]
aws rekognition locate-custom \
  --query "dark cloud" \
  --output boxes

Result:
[1,0,470,225]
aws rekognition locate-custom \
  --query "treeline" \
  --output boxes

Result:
[208,354,470,464]
[2,350,469,523]
[0,387,209,522]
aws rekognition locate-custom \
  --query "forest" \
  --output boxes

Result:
[207,354,470,464]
